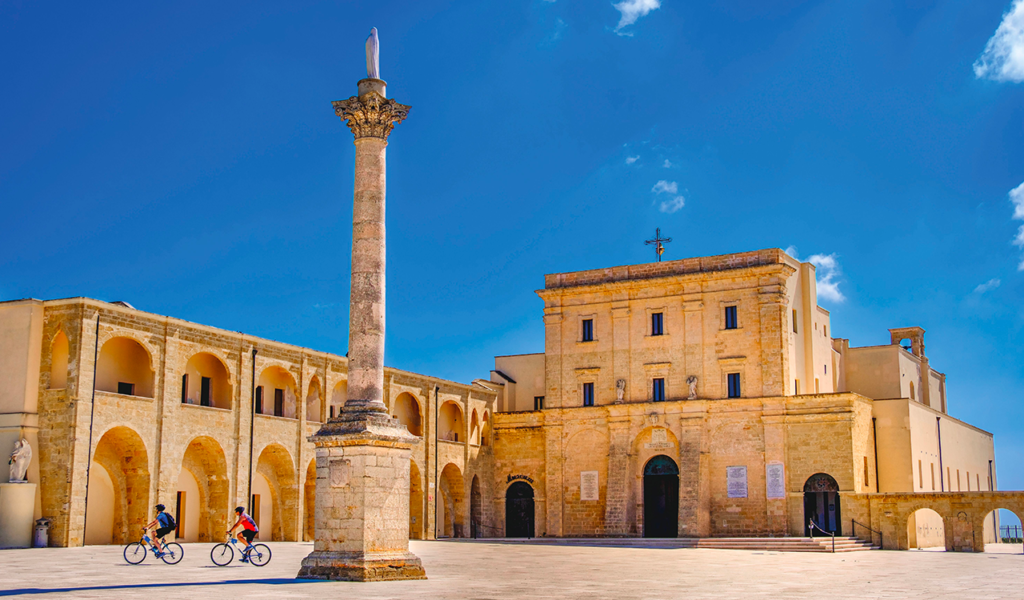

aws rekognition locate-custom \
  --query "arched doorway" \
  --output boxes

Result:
[643,455,679,538]
[982,508,1022,552]
[254,444,298,541]
[804,473,841,536]
[85,426,151,544]
[304,459,316,541]
[908,508,945,550]
[505,482,534,538]
[409,461,424,540]
[470,476,481,538]
[439,463,465,538]
[176,436,229,542]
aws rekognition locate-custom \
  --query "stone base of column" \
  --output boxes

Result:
[297,401,426,582]
[297,550,426,581]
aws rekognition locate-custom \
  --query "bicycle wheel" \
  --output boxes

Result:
[210,543,234,566]
[123,542,147,564]
[247,543,272,567]
[160,542,184,564]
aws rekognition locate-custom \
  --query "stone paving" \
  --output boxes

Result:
[1,541,1023,599]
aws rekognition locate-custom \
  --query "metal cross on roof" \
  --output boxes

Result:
[645,228,672,262]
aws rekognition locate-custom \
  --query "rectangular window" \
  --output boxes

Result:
[824,325,828,337]
[255,386,264,414]
[727,373,741,398]
[652,378,665,402]
[534,396,545,411]
[181,374,188,403]
[863,456,869,490]
[930,463,935,491]
[918,460,923,489]
[957,469,961,492]
[329,405,335,419]
[794,379,800,395]
[117,381,135,396]
[581,319,594,342]
[274,388,285,417]
[724,305,738,330]
[815,378,820,393]
[967,471,971,492]
[651,312,664,336]
[792,309,798,333]
[201,376,211,406]
[582,382,595,407]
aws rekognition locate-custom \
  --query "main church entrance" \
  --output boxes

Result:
[505,481,535,538]
[803,473,841,536]
[643,455,679,538]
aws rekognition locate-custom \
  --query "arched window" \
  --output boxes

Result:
[182,352,232,409]
[50,330,69,389]
[439,402,464,442]
[96,337,154,397]
[392,392,422,436]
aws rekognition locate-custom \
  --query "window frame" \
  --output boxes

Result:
[651,312,664,336]
[534,396,545,411]
[582,382,595,407]
[652,377,665,402]
[724,305,738,330]
[581,318,594,343]
[727,373,741,398]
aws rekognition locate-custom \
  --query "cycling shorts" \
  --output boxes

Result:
[155,526,175,538]
[241,529,256,543]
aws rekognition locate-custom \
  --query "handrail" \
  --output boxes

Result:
[808,519,835,553]
[852,519,883,550]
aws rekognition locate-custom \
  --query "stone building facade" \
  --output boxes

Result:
[0,298,496,547]
[489,249,1000,545]
[0,248,1008,549]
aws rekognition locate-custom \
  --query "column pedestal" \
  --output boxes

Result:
[297,403,425,581]
[0,483,37,549]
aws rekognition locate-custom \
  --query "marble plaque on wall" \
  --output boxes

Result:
[580,471,599,501]
[727,466,747,498]
[766,463,786,499]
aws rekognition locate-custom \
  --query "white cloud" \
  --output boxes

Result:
[974,278,1002,293]
[1012,181,1024,219]
[663,159,673,168]
[659,196,685,213]
[974,0,1024,82]
[613,0,661,35]
[784,247,846,303]
[1011,182,1024,270]
[651,180,677,194]
[626,155,639,165]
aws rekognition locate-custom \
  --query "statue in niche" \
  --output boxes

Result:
[686,375,698,400]
[615,379,626,403]
[366,27,380,79]
[8,438,31,483]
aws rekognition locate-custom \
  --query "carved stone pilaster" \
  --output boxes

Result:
[332,89,410,141]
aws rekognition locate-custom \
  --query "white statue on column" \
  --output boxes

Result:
[615,379,626,403]
[366,27,380,79]
[8,438,31,483]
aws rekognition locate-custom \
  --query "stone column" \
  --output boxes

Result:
[296,78,424,581]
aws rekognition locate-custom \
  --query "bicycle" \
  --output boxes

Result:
[210,536,271,567]
[123,532,184,565]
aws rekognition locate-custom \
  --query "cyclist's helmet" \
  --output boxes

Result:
[155,504,165,511]
[235,506,245,514]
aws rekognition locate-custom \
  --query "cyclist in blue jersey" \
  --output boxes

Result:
[144,504,175,556]
[227,506,260,562]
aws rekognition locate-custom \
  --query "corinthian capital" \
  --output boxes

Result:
[332,91,410,140]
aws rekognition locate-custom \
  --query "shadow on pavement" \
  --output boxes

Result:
[0,578,326,596]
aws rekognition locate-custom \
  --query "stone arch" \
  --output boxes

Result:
[481,411,490,446]
[97,336,155,397]
[980,507,1024,551]
[303,458,316,541]
[410,460,424,539]
[176,436,229,542]
[505,481,535,538]
[628,425,680,536]
[393,392,422,436]
[439,463,466,538]
[330,379,348,420]
[86,425,150,544]
[306,376,322,423]
[49,329,69,389]
[804,473,842,536]
[469,409,480,445]
[182,352,233,409]
[907,507,945,550]
[257,366,298,419]
[254,443,299,541]
[439,401,464,442]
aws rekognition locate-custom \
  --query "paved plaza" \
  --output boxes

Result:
[1,541,1023,599]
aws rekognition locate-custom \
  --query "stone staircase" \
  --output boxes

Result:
[460,536,879,552]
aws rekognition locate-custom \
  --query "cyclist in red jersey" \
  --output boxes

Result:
[227,506,260,562]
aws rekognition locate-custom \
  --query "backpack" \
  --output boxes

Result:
[161,511,176,529]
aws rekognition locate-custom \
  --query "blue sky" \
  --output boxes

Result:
[2,1,1024,491]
